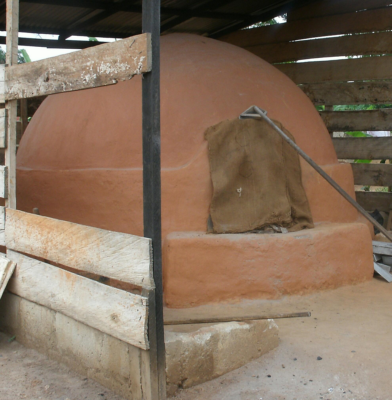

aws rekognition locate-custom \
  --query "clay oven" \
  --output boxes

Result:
[16,34,374,307]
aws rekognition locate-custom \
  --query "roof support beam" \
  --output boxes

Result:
[20,0,250,20]
[160,0,237,33]
[210,0,320,37]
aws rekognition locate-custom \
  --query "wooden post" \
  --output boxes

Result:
[5,0,19,209]
[142,0,166,399]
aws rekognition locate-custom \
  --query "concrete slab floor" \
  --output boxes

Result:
[172,278,392,400]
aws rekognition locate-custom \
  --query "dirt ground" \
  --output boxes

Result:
[0,332,124,400]
[1,278,392,400]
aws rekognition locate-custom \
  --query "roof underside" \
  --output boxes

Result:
[0,0,316,47]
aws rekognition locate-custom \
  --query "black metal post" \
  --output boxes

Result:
[142,0,166,399]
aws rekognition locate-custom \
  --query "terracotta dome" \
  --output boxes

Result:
[17,34,373,307]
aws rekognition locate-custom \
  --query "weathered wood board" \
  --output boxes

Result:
[333,138,392,160]
[221,7,392,47]
[374,262,392,282]
[5,209,154,289]
[301,81,392,106]
[0,108,7,148]
[7,250,150,349]
[0,165,8,199]
[0,255,15,299]
[6,33,151,100]
[0,65,4,104]
[287,0,391,21]
[277,56,392,84]
[373,241,392,256]
[320,109,392,132]
[352,164,392,187]
[248,31,392,64]
[355,191,392,212]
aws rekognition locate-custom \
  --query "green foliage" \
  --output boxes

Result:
[88,37,98,42]
[0,48,31,64]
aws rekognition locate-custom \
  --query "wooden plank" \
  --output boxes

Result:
[0,65,5,104]
[5,209,154,289]
[0,165,8,198]
[220,7,392,47]
[0,255,15,299]
[333,138,392,160]
[373,241,392,256]
[356,191,392,212]
[0,108,6,148]
[374,261,392,282]
[320,109,392,132]
[301,81,392,106]
[7,250,150,350]
[288,0,391,21]
[352,164,392,187]
[248,31,392,64]
[277,56,392,84]
[5,0,18,209]
[5,33,151,100]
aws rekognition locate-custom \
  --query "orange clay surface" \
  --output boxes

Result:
[16,34,374,307]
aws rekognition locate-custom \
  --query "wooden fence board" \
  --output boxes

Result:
[6,33,151,100]
[249,31,392,64]
[355,191,392,212]
[333,138,392,160]
[287,0,391,21]
[277,56,392,84]
[0,255,15,299]
[221,8,392,47]
[5,209,154,289]
[0,165,8,199]
[301,81,392,106]
[320,109,392,132]
[352,163,392,186]
[7,250,149,350]
[0,65,4,104]
[0,108,7,148]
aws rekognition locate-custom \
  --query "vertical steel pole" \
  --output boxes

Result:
[142,0,166,399]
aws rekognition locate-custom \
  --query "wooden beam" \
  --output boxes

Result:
[7,250,150,350]
[301,81,392,106]
[5,0,18,209]
[277,56,392,84]
[287,0,392,21]
[248,31,392,64]
[0,108,7,148]
[220,7,392,47]
[320,109,392,132]
[356,191,392,212]
[0,36,105,49]
[333,138,392,160]
[142,0,166,398]
[5,209,154,289]
[5,33,151,100]
[0,165,8,199]
[352,164,392,187]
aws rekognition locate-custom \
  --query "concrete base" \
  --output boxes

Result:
[165,320,279,396]
[163,222,374,308]
[0,292,279,399]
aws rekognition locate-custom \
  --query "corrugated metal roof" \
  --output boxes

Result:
[0,0,314,47]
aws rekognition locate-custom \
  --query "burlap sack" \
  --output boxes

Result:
[205,118,314,233]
